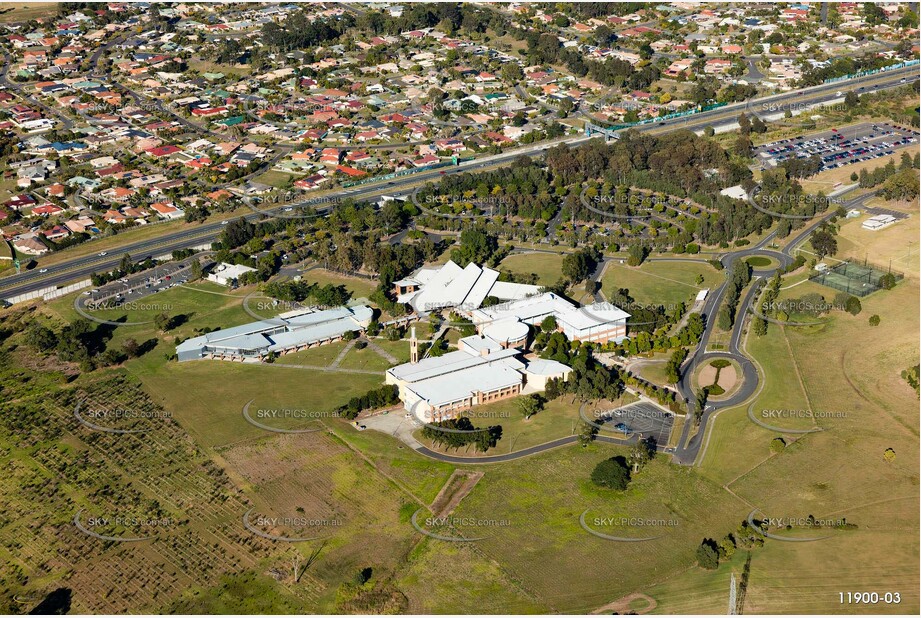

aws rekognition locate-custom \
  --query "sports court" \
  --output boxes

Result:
[809,260,904,297]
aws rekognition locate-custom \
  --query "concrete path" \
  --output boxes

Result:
[365,338,398,364]
[329,339,357,369]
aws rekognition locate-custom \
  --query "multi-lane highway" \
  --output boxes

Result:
[1,64,917,302]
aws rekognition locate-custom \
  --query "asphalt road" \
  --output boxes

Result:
[412,432,667,465]
[670,189,879,465]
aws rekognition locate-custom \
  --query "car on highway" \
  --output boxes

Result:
[221,220,229,225]
[38,268,47,273]
[98,251,107,256]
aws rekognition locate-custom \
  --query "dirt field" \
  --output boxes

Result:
[717,364,737,390]
[591,592,657,615]
[698,365,717,387]
[429,470,484,517]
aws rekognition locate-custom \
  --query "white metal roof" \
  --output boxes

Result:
[405,362,524,408]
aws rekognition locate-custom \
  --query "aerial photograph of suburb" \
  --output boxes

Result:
[0,1,918,616]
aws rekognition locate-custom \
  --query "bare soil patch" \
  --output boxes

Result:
[429,470,484,517]
[698,365,717,386]
[591,592,657,615]
[717,364,738,391]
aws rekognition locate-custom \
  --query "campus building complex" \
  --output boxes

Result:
[386,261,630,421]
[176,305,373,362]
[386,329,571,422]
[470,292,630,345]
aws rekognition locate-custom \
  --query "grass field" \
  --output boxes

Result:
[414,393,637,455]
[602,260,722,311]
[0,2,55,22]
[278,341,350,367]
[299,268,378,300]
[253,170,294,189]
[669,251,921,612]
[498,252,565,285]
[369,338,411,364]
[338,344,395,371]
[834,211,919,276]
[447,445,743,613]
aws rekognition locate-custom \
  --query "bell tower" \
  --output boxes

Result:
[410,326,419,364]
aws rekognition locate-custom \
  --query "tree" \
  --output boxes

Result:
[737,112,751,135]
[629,437,656,472]
[122,338,140,358]
[868,314,880,326]
[154,313,174,331]
[733,134,753,158]
[590,456,631,490]
[717,305,733,330]
[562,248,597,283]
[696,539,720,569]
[540,315,558,333]
[718,534,737,560]
[516,394,543,419]
[844,90,859,108]
[451,226,498,266]
[883,448,896,463]
[770,437,786,453]
[189,259,203,281]
[844,295,862,315]
[578,420,598,447]
[810,228,838,259]
[626,243,648,267]
[26,323,57,353]
[694,388,708,421]
[879,273,897,290]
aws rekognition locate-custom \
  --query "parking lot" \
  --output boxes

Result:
[592,401,675,447]
[756,122,919,172]
[80,257,205,310]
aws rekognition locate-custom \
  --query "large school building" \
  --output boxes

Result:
[176,305,373,362]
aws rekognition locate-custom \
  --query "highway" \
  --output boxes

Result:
[1,64,917,302]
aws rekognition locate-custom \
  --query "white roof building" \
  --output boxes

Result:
[386,335,570,421]
[207,262,257,286]
[862,214,897,231]
[471,292,630,345]
[393,260,542,313]
[177,305,373,362]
